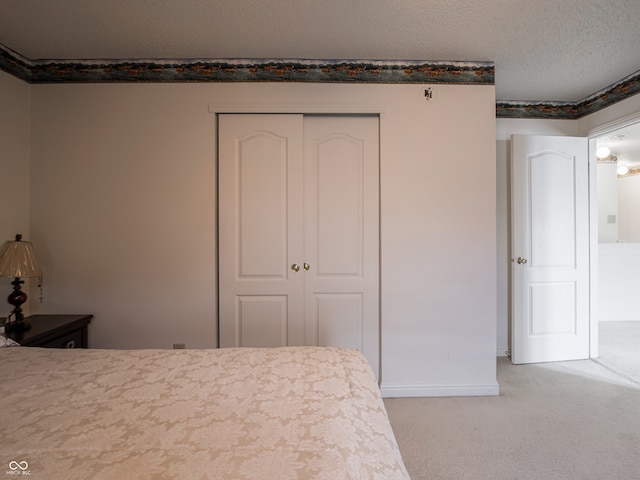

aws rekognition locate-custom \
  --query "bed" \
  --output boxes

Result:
[0,345,409,479]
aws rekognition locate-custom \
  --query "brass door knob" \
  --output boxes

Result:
[291,263,300,272]
[303,263,310,271]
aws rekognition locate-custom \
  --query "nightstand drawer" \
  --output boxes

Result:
[39,329,84,349]
[7,315,93,348]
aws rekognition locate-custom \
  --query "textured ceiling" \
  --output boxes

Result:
[0,0,640,103]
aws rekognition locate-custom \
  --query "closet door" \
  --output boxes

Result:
[218,114,379,374]
[218,115,305,347]
[303,116,380,376]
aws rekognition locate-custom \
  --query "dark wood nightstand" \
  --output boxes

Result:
[5,314,93,348]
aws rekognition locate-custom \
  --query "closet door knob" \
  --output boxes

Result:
[303,263,310,271]
[291,263,300,272]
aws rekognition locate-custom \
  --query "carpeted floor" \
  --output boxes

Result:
[597,321,640,386]
[384,321,640,480]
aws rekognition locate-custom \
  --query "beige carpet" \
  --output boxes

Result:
[385,322,640,480]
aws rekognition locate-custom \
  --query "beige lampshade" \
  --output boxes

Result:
[0,236,41,278]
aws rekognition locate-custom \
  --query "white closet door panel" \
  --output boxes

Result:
[218,115,305,347]
[316,137,362,276]
[238,134,288,277]
[237,295,288,347]
[315,293,363,350]
[303,116,380,376]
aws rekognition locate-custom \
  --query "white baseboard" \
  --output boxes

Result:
[381,382,500,398]
[497,346,509,357]
[598,315,640,322]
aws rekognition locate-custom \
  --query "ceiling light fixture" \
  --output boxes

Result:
[617,165,629,176]
[596,146,611,159]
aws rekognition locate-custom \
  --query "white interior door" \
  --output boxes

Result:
[218,114,305,347]
[303,116,380,375]
[218,114,380,374]
[511,134,590,364]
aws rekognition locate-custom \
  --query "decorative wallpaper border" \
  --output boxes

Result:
[496,69,640,120]
[0,45,493,87]
[2,43,639,119]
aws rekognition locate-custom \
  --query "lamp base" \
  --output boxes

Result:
[5,277,29,333]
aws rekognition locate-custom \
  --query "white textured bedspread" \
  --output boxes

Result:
[0,347,409,479]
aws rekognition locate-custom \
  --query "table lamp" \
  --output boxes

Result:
[0,234,41,332]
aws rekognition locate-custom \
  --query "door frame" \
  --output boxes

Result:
[210,103,386,375]
[587,111,640,359]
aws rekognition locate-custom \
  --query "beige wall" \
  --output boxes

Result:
[30,83,218,349]
[25,81,497,396]
[0,71,32,318]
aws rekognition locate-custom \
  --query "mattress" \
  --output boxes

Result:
[0,346,409,479]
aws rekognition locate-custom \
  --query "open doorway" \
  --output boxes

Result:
[593,121,640,385]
